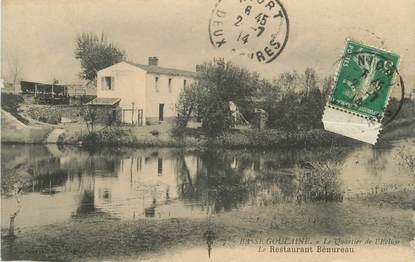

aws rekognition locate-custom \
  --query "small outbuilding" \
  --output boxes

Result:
[87,97,121,124]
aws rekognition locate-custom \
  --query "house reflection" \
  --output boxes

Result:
[89,150,204,219]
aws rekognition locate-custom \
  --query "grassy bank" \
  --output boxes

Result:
[1,190,414,261]
[63,123,359,150]
[210,128,358,149]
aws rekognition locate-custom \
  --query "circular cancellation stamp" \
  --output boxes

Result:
[209,0,289,63]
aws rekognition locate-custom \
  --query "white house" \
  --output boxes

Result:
[95,57,197,125]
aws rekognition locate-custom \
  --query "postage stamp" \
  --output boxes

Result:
[323,39,400,144]
[209,0,289,63]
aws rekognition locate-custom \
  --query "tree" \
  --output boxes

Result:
[176,82,200,129]
[176,58,259,136]
[8,182,24,238]
[303,67,318,96]
[322,75,335,102]
[262,68,324,131]
[81,106,98,134]
[75,33,125,84]
[4,56,23,91]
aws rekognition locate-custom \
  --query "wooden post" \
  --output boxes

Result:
[131,103,135,125]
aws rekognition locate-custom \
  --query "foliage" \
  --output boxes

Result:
[175,82,199,129]
[261,68,325,131]
[75,32,125,83]
[177,62,331,136]
[213,129,354,149]
[80,106,97,134]
[1,93,23,112]
[176,58,259,136]
[149,130,160,136]
[26,106,62,124]
[80,128,126,148]
[385,97,415,121]
[296,161,343,202]
[1,93,29,124]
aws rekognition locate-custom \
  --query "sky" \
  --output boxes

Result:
[2,0,415,90]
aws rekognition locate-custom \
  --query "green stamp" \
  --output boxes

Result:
[329,39,400,120]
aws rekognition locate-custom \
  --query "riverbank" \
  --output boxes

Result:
[64,123,360,149]
[2,103,414,149]
[1,190,414,261]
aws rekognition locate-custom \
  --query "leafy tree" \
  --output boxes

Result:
[176,82,200,129]
[262,68,324,131]
[177,58,258,136]
[75,33,125,83]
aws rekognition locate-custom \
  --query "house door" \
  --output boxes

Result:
[159,104,164,121]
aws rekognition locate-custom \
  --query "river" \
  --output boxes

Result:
[2,141,414,229]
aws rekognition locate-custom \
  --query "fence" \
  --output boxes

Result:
[119,108,143,126]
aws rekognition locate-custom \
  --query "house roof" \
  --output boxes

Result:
[124,61,197,78]
[87,97,121,106]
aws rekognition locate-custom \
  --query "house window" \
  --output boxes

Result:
[155,76,159,92]
[183,79,187,89]
[168,78,172,93]
[102,76,114,90]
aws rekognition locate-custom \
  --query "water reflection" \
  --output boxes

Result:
[1,143,414,228]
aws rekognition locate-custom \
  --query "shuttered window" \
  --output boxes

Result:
[102,76,114,90]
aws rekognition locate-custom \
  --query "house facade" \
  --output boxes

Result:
[96,57,197,125]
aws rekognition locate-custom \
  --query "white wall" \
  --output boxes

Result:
[145,73,194,119]
[97,62,195,123]
[96,62,147,121]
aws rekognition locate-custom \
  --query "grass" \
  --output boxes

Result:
[61,123,358,150]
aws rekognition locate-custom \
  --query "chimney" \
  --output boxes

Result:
[148,56,159,66]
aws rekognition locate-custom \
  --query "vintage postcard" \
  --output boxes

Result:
[1,0,414,261]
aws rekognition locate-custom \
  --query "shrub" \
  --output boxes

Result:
[150,130,160,136]
[79,128,126,148]
[1,93,28,124]
[296,161,344,202]
[27,107,62,124]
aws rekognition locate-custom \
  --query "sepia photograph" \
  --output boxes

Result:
[1,0,414,261]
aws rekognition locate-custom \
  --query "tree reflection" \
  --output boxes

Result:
[74,190,96,216]
[177,150,345,212]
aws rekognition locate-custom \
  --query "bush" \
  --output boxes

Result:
[27,107,62,124]
[79,128,126,148]
[1,93,28,124]
[1,93,23,112]
[149,130,160,136]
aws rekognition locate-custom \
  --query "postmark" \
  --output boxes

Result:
[208,0,289,63]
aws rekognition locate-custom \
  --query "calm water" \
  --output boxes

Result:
[1,142,414,229]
